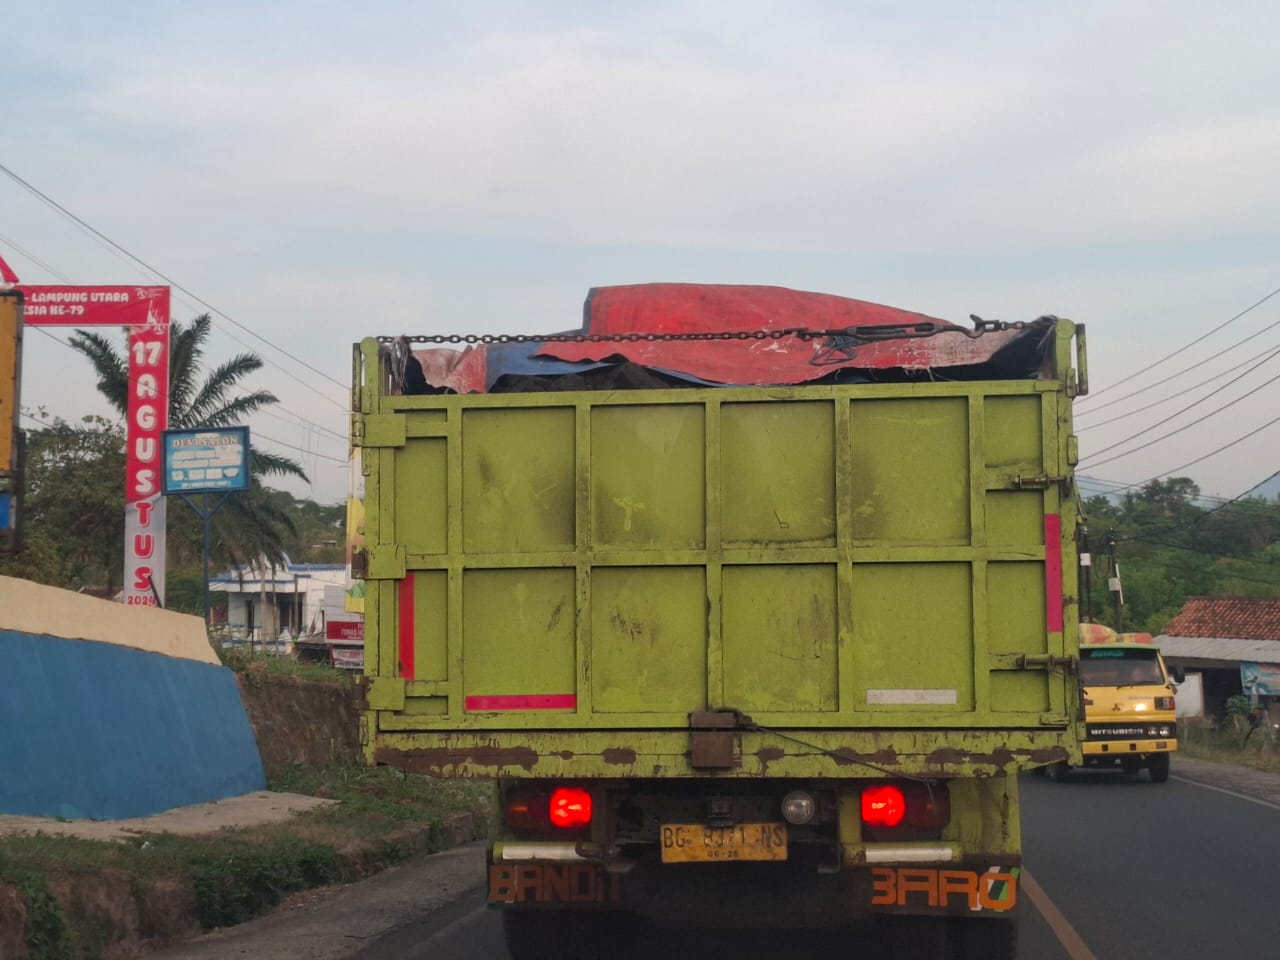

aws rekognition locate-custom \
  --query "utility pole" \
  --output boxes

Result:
[1077,521,1093,623]
[1106,530,1123,632]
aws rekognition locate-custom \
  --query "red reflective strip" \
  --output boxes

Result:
[465,695,578,711]
[399,574,415,679]
[1044,514,1063,633]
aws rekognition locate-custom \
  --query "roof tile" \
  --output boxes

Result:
[1161,596,1280,642]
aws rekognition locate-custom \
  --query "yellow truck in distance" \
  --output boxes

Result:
[1046,624,1179,783]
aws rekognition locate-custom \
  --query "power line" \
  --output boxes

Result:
[1077,284,1280,405]
[25,326,348,466]
[1076,341,1280,430]
[3,229,349,444]
[1092,417,1280,495]
[2,243,350,453]
[1077,474,1244,505]
[1077,304,1280,417]
[1080,352,1280,466]
[0,233,73,283]
[0,160,349,411]
[253,428,349,463]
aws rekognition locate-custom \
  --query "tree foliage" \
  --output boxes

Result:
[3,412,346,601]
[1080,477,1280,633]
[67,313,310,566]
[0,415,126,591]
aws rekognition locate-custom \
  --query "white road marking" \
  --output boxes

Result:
[1172,774,1280,812]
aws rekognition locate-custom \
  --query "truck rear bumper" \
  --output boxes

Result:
[1081,738,1176,757]
[488,854,1021,926]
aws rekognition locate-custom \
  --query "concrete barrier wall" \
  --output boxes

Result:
[0,577,266,820]
[0,575,221,664]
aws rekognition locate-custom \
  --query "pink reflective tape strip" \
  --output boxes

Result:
[398,574,415,680]
[1044,514,1064,633]
[465,695,578,711]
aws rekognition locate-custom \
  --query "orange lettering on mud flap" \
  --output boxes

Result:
[869,867,1018,912]
[488,864,623,904]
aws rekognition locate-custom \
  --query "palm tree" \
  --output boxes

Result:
[68,314,309,565]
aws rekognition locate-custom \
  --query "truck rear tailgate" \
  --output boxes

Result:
[356,337,1081,779]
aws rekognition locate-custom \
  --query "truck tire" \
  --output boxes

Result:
[1148,753,1171,783]
[1045,762,1071,782]
[950,916,1018,960]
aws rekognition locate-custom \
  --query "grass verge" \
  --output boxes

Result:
[0,761,491,959]
[1178,722,1280,775]
[216,645,354,685]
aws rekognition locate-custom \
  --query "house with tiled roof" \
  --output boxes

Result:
[1155,596,1280,718]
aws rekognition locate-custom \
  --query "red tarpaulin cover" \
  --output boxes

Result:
[404,284,1050,393]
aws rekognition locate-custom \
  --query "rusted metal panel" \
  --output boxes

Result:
[369,730,1071,780]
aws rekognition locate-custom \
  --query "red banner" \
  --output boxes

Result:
[326,619,364,643]
[19,281,171,606]
[18,285,170,326]
[123,295,171,605]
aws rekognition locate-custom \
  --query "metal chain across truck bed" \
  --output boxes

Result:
[380,316,1028,345]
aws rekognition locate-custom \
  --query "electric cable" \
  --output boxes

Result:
[1080,352,1280,465]
[0,161,349,408]
[1077,284,1280,405]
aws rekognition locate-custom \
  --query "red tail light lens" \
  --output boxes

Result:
[549,787,592,829]
[860,782,950,831]
[1155,696,1175,710]
[861,784,906,828]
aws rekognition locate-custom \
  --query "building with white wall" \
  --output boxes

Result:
[209,556,350,647]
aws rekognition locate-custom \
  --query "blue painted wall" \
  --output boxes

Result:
[0,629,266,820]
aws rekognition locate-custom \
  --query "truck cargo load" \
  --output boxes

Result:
[353,283,1088,959]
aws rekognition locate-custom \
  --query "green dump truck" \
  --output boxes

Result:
[353,284,1087,959]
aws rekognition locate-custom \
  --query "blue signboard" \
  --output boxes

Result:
[1241,662,1280,698]
[161,427,251,495]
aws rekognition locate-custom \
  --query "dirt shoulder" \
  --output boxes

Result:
[1172,754,1280,807]
[143,842,487,960]
[0,792,337,842]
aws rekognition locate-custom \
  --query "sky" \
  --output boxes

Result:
[3,0,1280,507]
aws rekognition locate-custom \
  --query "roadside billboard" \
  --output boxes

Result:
[162,427,251,495]
[14,277,171,605]
[1240,662,1280,698]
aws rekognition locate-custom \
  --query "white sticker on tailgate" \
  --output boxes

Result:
[866,689,958,705]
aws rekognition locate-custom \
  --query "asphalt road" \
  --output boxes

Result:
[1020,765,1280,959]
[152,757,1280,960]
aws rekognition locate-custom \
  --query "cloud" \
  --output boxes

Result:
[7,0,1280,504]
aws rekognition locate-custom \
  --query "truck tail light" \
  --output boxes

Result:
[504,787,549,831]
[861,782,950,830]
[505,786,594,831]
[549,787,592,829]
[1155,696,1175,710]
[861,785,906,827]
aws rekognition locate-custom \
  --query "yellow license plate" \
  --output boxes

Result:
[659,822,788,863]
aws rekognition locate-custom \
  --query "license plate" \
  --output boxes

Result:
[659,822,788,863]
